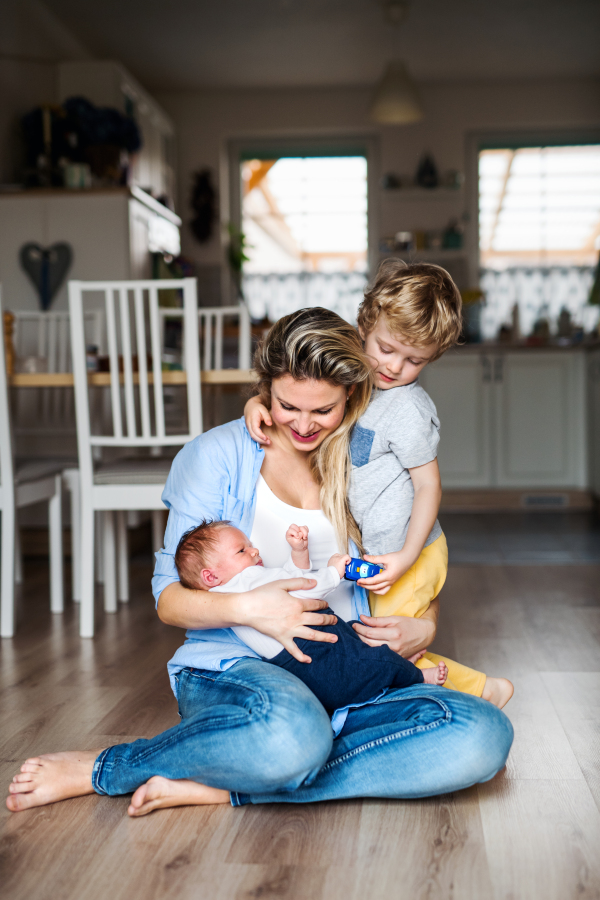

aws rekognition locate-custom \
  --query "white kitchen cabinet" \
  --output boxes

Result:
[495,352,587,488]
[419,353,493,487]
[421,349,588,490]
[0,188,181,312]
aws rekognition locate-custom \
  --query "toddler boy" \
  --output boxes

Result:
[174,518,447,713]
[246,261,513,709]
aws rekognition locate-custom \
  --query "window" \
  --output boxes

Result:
[480,146,600,268]
[240,155,368,322]
[478,145,600,340]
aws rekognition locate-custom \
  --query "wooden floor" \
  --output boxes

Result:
[1,556,600,900]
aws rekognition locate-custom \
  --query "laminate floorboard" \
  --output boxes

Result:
[1,557,600,900]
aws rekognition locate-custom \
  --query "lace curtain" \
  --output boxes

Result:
[243,272,368,324]
[480,267,598,340]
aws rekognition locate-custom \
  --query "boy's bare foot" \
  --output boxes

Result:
[422,661,448,686]
[128,776,229,817]
[6,750,101,812]
[483,677,514,709]
[407,649,427,664]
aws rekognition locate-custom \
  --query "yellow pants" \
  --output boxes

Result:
[369,534,487,697]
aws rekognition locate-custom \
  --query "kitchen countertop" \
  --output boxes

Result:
[449,340,600,354]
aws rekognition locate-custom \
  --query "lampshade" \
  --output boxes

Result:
[370,60,423,124]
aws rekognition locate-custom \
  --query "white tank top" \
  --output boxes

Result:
[250,474,354,621]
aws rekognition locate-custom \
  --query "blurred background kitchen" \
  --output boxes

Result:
[1,0,600,575]
[2,4,600,897]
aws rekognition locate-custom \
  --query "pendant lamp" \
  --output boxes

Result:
[370,59,423,124]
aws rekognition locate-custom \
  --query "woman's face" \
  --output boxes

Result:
[269,375,349,452]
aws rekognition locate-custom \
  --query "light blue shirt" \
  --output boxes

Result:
[153,417,374,735]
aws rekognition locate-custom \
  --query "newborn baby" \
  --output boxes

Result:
[174,520,447,713]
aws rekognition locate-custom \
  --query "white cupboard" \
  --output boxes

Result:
[0,188,181,312]
[420,349,588,490]
[418,353,492,487]
[495,352,586,488]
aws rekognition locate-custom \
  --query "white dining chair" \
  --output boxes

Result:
[0,289,64,637]
[11,308,103,436]
[159,303,252,371]
[10,308,104,605]
[69,277,202,637]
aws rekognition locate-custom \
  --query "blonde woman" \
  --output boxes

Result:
[7,309,512,816]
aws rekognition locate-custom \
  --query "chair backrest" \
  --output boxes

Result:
[69,278,202,485]
[11,309,104,437]
[12,310,104,373]
[0,287,15,495]
[159,303,252,371]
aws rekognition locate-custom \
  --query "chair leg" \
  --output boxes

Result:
[102,511,117,613]
[152,509,165,554]
[95,510,104,584]
[49,474,64,613]
[80,499,95,638]
[116,511,129,602]
[63,468,81,602]
[1,504,16,637]
[14,520,23,584]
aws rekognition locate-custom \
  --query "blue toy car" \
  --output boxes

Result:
[344,558,383,582]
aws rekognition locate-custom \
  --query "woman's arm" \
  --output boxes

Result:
[351,597,439,658]
[157,578,339,663]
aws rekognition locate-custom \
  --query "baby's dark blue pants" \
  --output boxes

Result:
[268,607,424,713]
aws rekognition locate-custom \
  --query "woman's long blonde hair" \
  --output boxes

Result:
[253,308,373,554]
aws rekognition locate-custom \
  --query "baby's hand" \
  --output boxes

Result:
[286,524,309,553]
[244,395,272,445]
[328,553,351,579]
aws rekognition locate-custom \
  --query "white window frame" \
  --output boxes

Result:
[224,134,380,305]
[465,128,600,286]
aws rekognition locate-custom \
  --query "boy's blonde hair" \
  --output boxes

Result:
[357,259,463,360]
[253,307,373,555]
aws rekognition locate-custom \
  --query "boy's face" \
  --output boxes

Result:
[202,527,263,587]
[360,317,438,389]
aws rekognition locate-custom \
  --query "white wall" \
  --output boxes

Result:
[0,1,91,183]
[157,77,600,298]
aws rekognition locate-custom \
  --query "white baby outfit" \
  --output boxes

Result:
[211,557,340,659]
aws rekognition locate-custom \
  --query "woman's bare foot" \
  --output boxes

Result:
[6,750,101,812]
[421,661,448,686]
[482,676,514,709]
[128,776,229,817]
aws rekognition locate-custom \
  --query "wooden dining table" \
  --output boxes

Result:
[9,370,258,387]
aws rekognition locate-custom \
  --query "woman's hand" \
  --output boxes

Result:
[352,605,438,659]
[244,395,272,445]
[239,578,338,663]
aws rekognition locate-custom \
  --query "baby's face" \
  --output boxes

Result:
[210,527,263,585]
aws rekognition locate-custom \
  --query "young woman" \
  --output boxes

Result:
[7,309,513,816]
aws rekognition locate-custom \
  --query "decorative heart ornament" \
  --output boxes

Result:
[19,242,73,311]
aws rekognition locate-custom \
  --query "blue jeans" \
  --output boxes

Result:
[92,659,513,804]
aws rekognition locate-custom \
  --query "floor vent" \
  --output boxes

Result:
[521,494,569,508]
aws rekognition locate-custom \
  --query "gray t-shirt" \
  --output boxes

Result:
[348,381,442,556]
